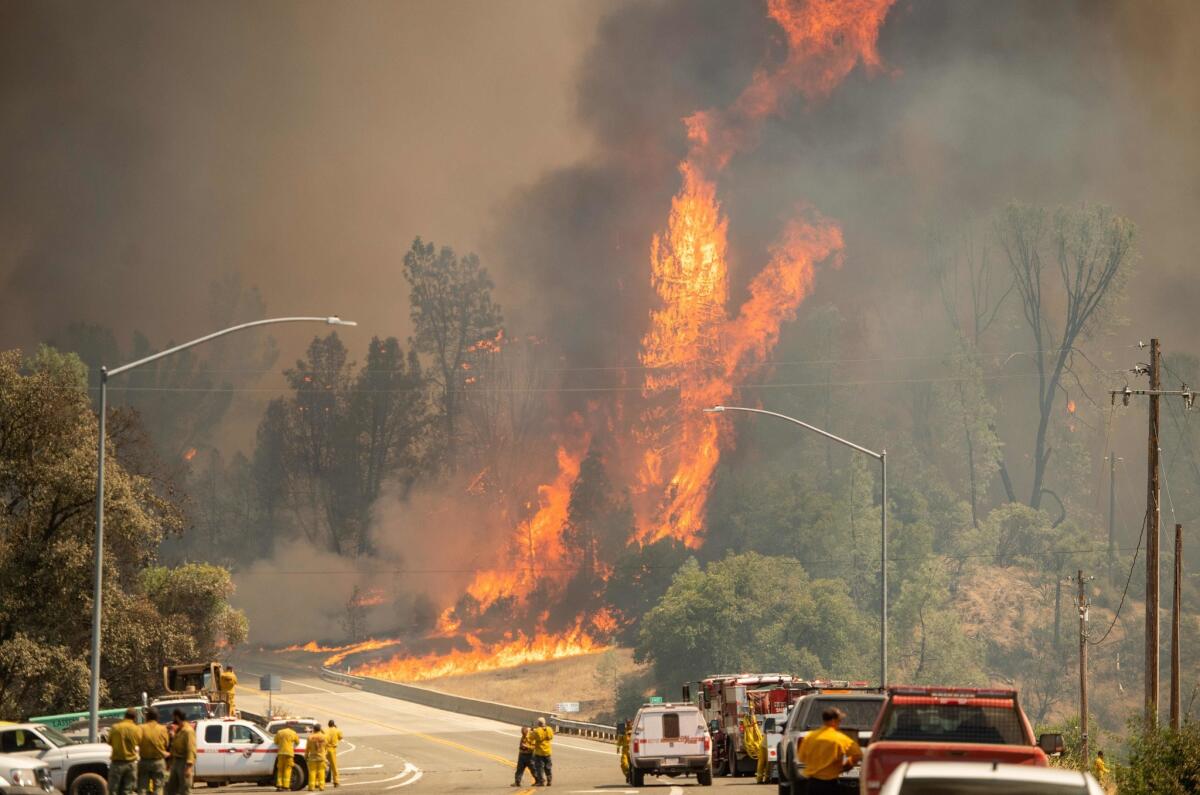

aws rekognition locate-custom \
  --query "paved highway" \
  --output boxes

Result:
[227,656,758,794]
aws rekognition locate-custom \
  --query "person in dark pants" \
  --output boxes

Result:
[530,717,554,786]
[107,708,141,795]
[797,708,861,795]
[513,726,535,786]
[165,709,196,795]
[137,708,169,795]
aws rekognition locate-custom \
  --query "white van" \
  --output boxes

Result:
[628,703,713,787]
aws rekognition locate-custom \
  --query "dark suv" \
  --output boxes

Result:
[776,690,885,795]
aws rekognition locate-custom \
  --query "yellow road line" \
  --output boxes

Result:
[299,700,516,769]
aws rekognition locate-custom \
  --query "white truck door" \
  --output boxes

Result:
[226,723,275,778]
[197,723,227,778]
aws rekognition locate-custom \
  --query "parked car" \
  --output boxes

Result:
[777,689,885,794]
[194,718,326,791]
[628,702,713,787]
[0,754,57,795]
[861,687,1063,795]
[878,761,1103,794]
[0,724,109,795]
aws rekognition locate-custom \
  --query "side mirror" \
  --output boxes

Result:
[1037,733,1065,756]
[763,719,776,733]
[708,719,720,734]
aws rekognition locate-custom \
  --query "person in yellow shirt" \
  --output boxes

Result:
[305,727,328,792]
[273,725,300,791]
[1092,750,1109,783]
[324,721,343,788]
[616,720,632,782]
[164,710,196,795]
[137,707,170,795]
[218,667,238,717]
[107,708,141,795]
[755,721,770,784]
[797,707,862,795]
[531,717,554,786]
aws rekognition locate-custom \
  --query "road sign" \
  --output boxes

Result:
[649,696,664,704]
[555,702,580,713]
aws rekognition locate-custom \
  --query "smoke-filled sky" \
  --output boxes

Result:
[5,1,1200,642]
[4,0,1199,359]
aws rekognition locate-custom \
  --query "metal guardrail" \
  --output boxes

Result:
[549,716,620,743]
[319,667,619,744]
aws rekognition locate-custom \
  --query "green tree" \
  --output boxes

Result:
[561,446,634,604]
[0,349,245,717]
[403,238,501,468]
[634,553,873,690]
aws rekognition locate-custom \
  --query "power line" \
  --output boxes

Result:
[1088,508,1149,647]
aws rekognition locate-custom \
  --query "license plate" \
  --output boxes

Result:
[664,758,680,766]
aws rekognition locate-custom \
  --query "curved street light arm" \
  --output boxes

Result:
[704,405,882,460]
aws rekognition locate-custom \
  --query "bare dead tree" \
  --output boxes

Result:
[995,203,1135,511]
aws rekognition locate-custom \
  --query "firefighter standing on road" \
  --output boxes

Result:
[165,709,196,795]
[513,726,535,787]
[797,707,862,795]
[617,719,632,782]
[531,717,554,786]
[755,720,770,784]
[305,726,328,791]
[325,721,343,788]
[137,707,170,795]
[107,708,141,795]
[218,666,238,717]
[273,724,300,791]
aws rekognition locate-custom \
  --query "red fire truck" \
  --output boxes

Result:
[682,674,808,777]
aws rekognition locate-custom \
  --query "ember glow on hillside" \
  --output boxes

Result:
[295,0,894,682]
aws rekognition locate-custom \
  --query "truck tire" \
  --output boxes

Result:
[778,779,791,795]
[697,766,713,786]
[631,769,644,788]
[69,772,107,795]
[289,761,308,792]
[726,739,738,777]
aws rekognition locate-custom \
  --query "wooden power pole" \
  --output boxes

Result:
[1147,338,1161,725]
[1171,523,1183,731]
[1077,569,1090,763]
[1109,337,1196,727]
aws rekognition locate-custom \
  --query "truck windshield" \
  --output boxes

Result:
[803,699,883,730]
[879,705,1025,745]
[38,727,73,748]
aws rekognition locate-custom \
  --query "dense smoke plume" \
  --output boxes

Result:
[6,1,1200,649]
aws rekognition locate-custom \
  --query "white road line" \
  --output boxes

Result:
[383,763,423,789]
[335,772,412,787]
[669,787,684,795]
[337,765,382,771]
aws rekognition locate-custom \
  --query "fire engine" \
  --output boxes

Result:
[682,674,808,777]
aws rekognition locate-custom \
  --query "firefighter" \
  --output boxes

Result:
[797,707,861,795]
[107,708,141,795]
[1092,750,1109,783]
[755,720,770,784]
[305,725,328,792]
[617,720,632,782]
[218,666,238,717]
[531,717,554,786]
[740,711,763,779]
[165,710,196,795]
[273,723,301,791]
[325,721,343,788]
[137,707,170,795]
[513,726,535,786]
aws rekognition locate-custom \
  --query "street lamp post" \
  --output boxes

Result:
[89,316,356,741]
[704,405,888,688]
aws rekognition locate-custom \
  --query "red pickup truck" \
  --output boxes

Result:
[860,687,1064,794]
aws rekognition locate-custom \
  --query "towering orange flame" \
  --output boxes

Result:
[638,0,891,547]
[297,0,894,683]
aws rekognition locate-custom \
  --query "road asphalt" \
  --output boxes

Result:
[227,654,764,794]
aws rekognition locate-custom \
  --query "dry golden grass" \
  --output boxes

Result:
[418,647,644,721]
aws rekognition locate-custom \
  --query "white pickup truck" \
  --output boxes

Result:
[0,724,109,795]
[194,719,321,791]
[628,703,713,787]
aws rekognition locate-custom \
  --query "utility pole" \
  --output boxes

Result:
[1171,523,1183,731]
[1110,337,1196,728]
[1147,337,1161,726]
[1076,569,1090,764]
[1108,455,1120,582]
